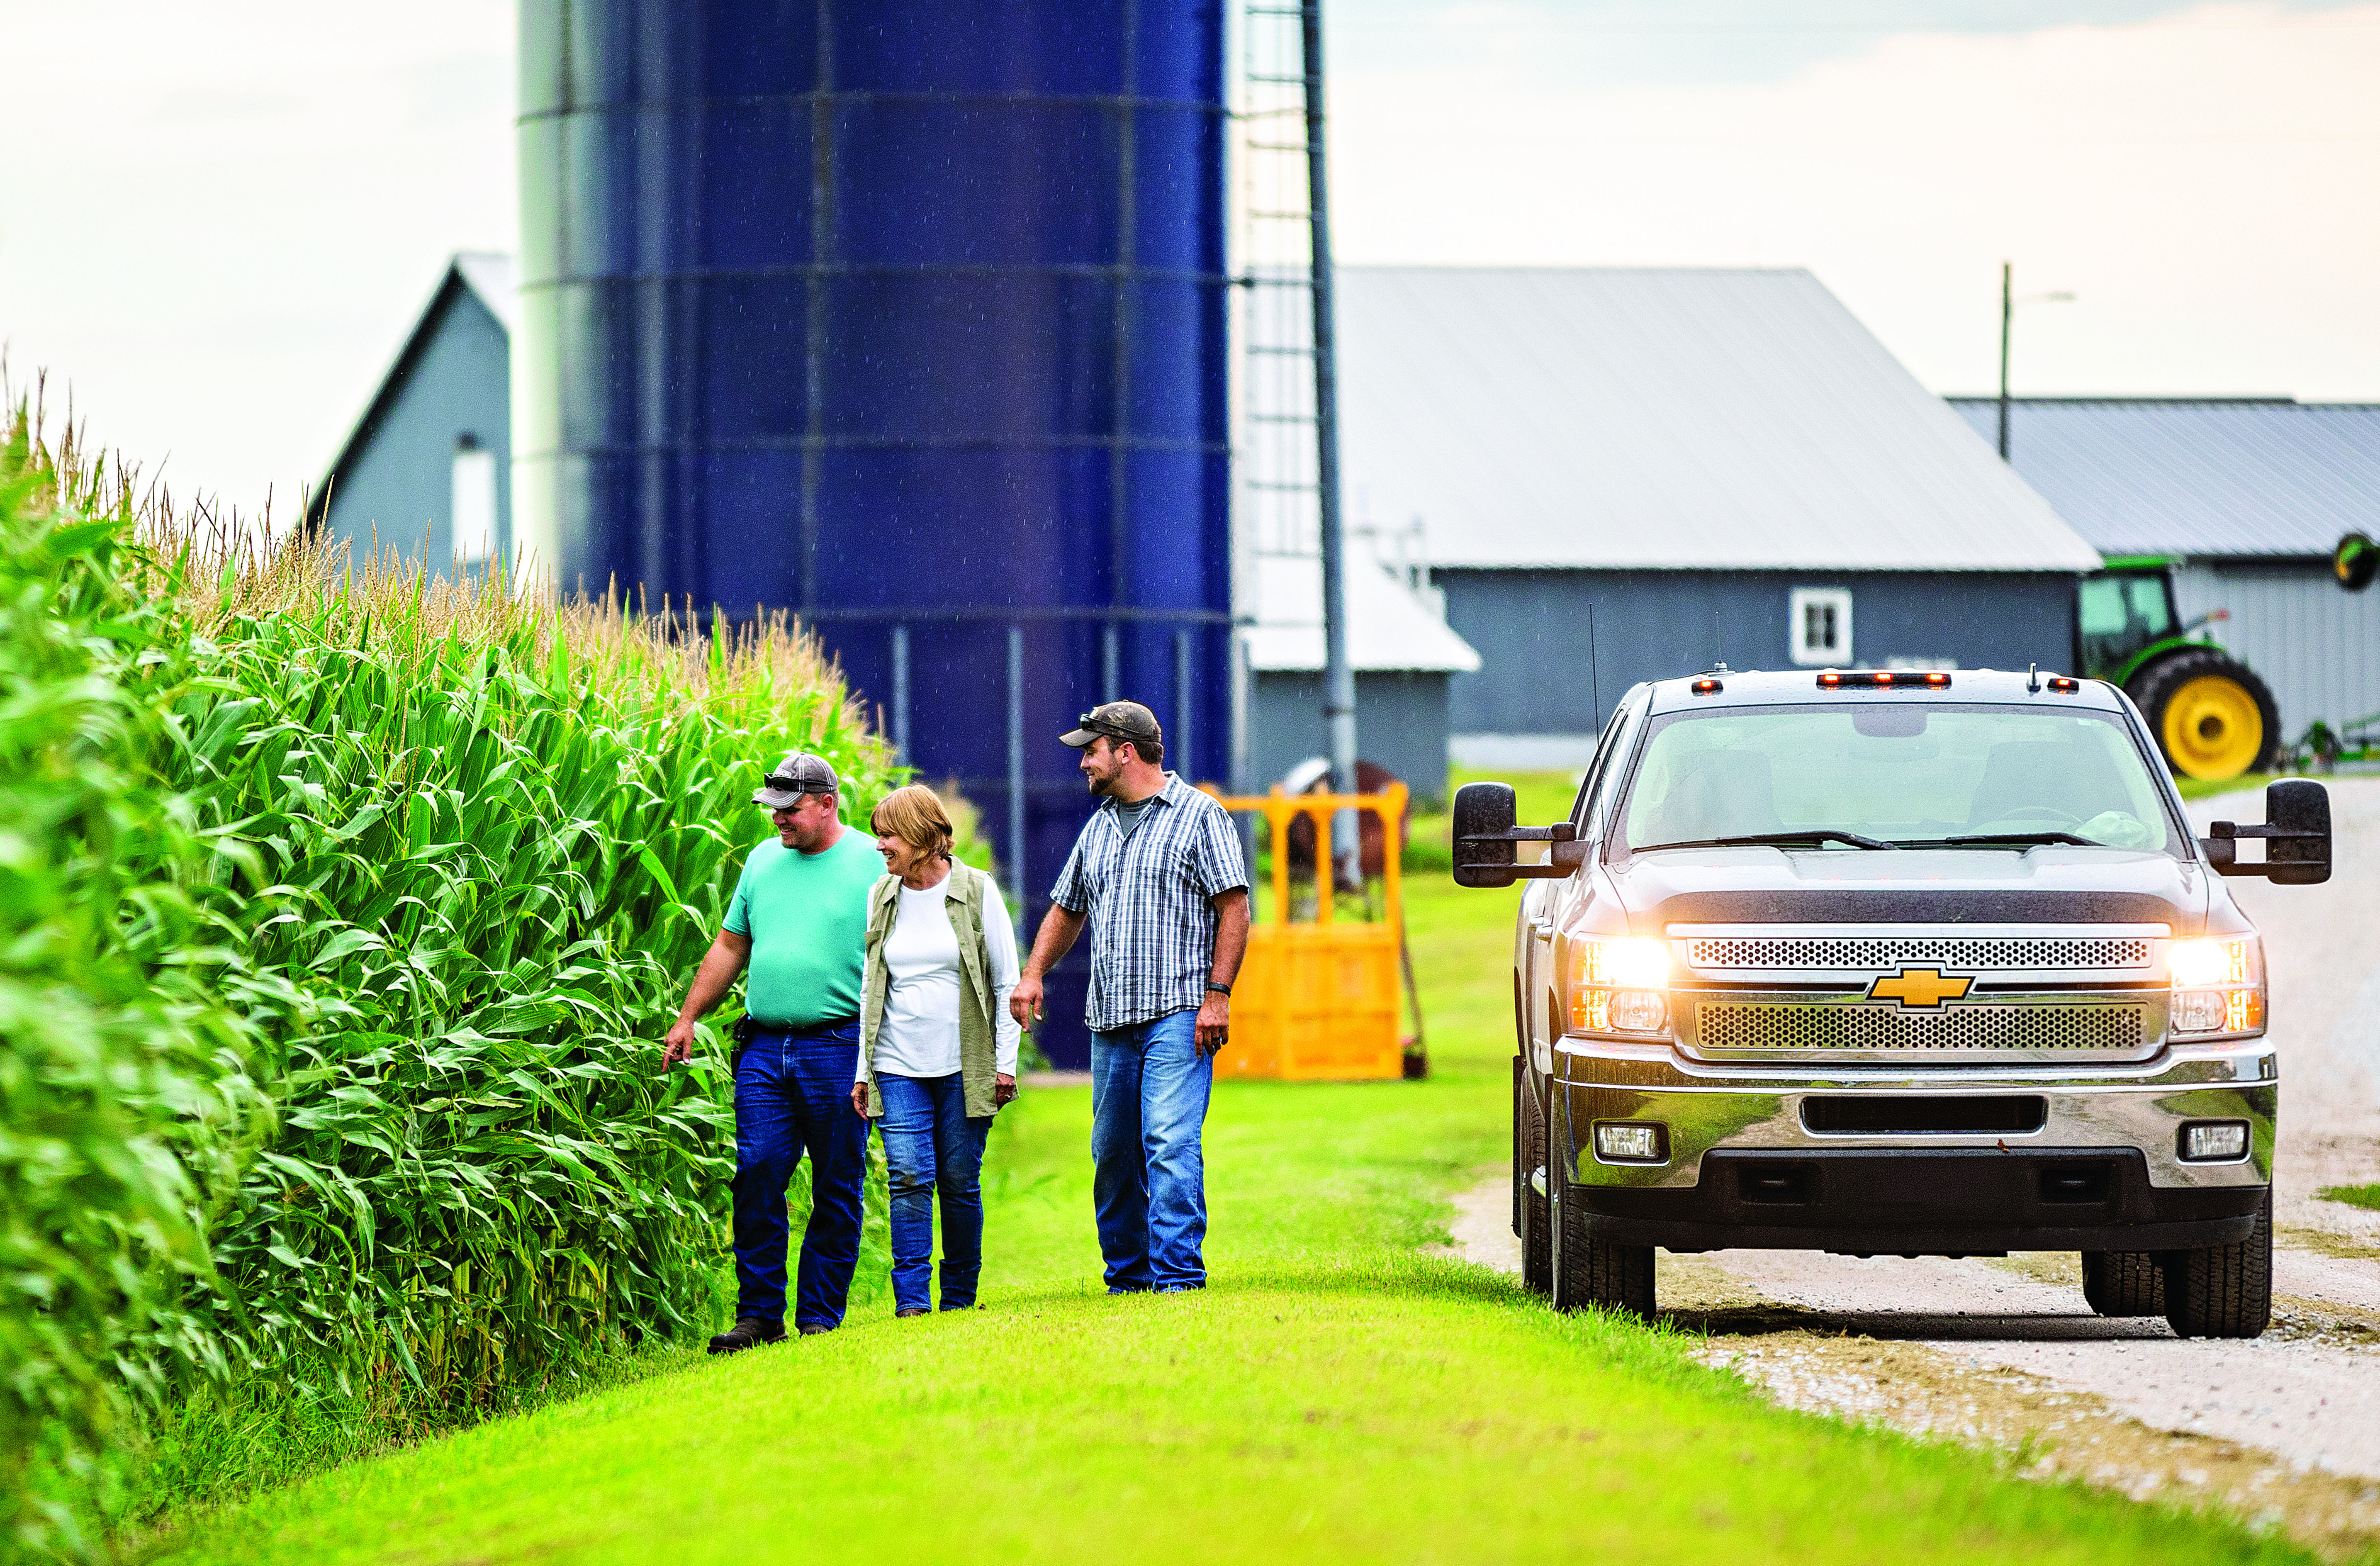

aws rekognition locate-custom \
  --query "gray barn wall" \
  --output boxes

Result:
[1438,568,2079,736]
[2171,560,2380,738]
[1249,671,1453,806]
[321,288,512,570]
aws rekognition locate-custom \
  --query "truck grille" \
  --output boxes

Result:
[1685,934,2151,972]
[1696,1001,2146,1055]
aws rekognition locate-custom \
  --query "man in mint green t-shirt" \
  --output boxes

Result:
[663,751,880,1350]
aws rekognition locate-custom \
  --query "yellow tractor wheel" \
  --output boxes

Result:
[2128,650,2280,781]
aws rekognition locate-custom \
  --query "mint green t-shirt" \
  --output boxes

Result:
[723,827,881,1028]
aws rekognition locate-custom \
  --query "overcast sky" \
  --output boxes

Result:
[1,0,2373,511]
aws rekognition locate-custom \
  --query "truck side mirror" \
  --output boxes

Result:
[2202,778,2331,884]
[1452,782,1519,887]
[1452,781,1579,887]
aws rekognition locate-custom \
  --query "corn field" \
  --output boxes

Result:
[0,409,906,1560]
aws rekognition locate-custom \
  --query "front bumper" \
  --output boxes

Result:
[1554,1036,2275,1254]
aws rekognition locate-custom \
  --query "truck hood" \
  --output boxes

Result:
[1609,846,2207,932]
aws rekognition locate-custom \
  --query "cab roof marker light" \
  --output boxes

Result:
[1691,677,1723,695]
[2047,676,2081,694]
[1815,671,1953,690]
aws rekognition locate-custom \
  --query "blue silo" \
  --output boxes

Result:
[516,2,1233,1067]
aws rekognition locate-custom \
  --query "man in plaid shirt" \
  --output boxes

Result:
[1010,700,1251,1293]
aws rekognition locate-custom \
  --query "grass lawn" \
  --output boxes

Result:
[151,787,2315,1566]
[2318,1184,2380,1215]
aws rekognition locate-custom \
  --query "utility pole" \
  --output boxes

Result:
[1998,261,2013,460]
[1997,264,2074,465]
[1303,0,1358,887]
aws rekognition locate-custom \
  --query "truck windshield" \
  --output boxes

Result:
[1620,705,2179,855]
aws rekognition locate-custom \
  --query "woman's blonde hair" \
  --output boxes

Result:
[869,783,954,862]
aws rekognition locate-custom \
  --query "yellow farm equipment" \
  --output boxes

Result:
[1203,783,1414,1081]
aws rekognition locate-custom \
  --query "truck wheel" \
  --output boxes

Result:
[2161,1189,2273,1340]
[1518,1064,1552,1293]
[1558,1186,1655,1319]
[2080,1250,2164,1316]
[2127,649,2280,780]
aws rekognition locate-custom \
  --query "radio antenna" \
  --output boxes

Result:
[1588,602,1603,730]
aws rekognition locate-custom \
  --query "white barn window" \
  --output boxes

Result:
[1789,587,1852,666]
[452,435,497,564]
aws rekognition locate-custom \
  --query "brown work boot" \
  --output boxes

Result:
[707,1317,786,1355]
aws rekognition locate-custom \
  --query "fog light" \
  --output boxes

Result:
[2172,989,2226,1033]
[1607,990,1668,1033]
[2179,1121,2249,1162]
[1594,1121,1668,1164]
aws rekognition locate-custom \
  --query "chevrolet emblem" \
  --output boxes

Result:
[1866,967,1974,1008]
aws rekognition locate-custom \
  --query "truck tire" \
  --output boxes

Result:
[1518,1063,1552,1293]
[1559,1186,1655,1319]
[2127,648,2280,780]
[2161,1189,2273,1340]
[2080,1250,2164,1316]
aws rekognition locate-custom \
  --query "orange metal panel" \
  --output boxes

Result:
[1206,784,1408,1082]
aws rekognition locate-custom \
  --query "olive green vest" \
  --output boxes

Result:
[859,860,1002,1118]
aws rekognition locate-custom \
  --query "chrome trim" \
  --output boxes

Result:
[1668,921,2173,984]
[1554,1036,2275,1192]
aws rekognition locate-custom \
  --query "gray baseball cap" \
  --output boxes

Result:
[753,751,840,809]
[1061,700,1163,750]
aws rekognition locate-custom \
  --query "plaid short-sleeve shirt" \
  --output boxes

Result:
[1050,773,1251,1032]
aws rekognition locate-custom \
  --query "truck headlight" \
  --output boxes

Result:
[2167,937,2264,1038]
[1569,936,1672,1037]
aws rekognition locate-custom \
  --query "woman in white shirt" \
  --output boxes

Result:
[849,785,1023,1316]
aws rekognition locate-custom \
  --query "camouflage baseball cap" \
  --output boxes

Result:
[752,751,840,809]
[1061,700,1163,750]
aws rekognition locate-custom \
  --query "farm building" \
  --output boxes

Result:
[1334,266,2105,766]
[307,253,516,575]
[1241,553,1479,806]
[1949,397,2380,753]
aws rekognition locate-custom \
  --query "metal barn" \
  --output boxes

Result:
[307,254,516,571]
[1333,267,2104,766]
[1950,397,2380,748]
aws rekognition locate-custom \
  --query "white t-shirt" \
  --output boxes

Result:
[861,868,1024,1081]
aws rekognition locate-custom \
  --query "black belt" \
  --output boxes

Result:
[734,1015,860,1041]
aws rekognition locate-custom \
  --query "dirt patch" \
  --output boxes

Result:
[1440,1174,2380,1559]
[1666,1254,2380,1561]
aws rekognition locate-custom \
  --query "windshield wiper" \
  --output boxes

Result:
[1635,830,1900,853]
[1922,831,2096,848]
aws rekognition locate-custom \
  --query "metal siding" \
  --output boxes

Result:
[321,287,514,570]
[518,0,1229,1068]
[1250,671,1452,808]
[2170,563,2380,737]
[1335,267,2098,572]
[1441,569,2078,736]
[1948,399,2380,560]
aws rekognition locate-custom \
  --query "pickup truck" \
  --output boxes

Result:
[1454,667,2330,1340]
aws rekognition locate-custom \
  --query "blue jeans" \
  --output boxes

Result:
[732,1020,867,1329]
[1090,1008,1213,1292]
[876,1072,992,1312]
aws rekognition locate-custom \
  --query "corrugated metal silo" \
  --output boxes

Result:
[515,1,1233,1066]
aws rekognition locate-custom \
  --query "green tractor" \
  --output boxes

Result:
[2077,559,2278,781]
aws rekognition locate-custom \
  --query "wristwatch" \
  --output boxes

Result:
[1206,981,1232,996]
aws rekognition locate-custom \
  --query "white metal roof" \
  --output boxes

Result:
[1337,266,2102,574]
[1946,397,2380,560]
[1244,553,1481,674]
